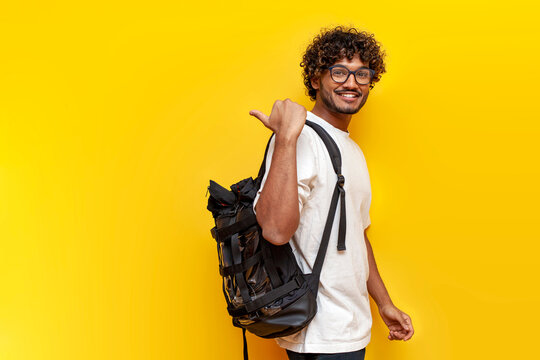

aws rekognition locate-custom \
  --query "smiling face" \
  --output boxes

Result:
[311,54,371,115]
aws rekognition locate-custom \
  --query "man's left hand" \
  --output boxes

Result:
[378,304,414,341]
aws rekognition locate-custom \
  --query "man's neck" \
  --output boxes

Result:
[310,102,352,132]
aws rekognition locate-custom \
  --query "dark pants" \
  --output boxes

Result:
[286,348,366,360]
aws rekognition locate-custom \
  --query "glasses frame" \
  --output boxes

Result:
[327,65,375,85]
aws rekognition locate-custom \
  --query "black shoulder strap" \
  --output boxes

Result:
[303,120,348,280]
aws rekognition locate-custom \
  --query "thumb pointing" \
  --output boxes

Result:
[249,110,270,128]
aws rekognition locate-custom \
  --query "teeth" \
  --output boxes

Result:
[340,94,357,98]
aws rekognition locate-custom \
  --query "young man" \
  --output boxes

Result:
[251,27,414,359]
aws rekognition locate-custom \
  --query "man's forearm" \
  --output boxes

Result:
[365,231,393,308]
[255,136,300,245]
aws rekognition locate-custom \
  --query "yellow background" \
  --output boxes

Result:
[1,1,539,359]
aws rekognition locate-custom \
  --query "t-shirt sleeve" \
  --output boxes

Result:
[253,129,318,215]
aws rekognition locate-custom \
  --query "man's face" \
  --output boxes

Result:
[312,54,371,115]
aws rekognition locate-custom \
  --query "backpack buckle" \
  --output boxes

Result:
[337,174,345,187]
[248,309,262,320]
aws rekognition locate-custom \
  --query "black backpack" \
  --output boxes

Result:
[206,119,347,359]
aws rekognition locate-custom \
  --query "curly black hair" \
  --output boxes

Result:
[300,26,387,101]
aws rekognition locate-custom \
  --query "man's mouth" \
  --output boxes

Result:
[335,91,361,101]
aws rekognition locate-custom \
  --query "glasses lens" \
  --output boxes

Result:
[355,69,372,84]
[331,67,349,83]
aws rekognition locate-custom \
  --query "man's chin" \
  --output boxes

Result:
[332,96,364,114]
[338,107,361,114]
[333,103,362,114]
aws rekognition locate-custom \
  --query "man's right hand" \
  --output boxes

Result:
[249,99,307,142]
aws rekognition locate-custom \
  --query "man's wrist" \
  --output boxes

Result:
[275,133,298,147]
[377,300,394,310]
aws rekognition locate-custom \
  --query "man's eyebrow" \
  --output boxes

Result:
[333,64,371,70]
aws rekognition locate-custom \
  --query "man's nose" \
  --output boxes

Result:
[343,73,359,88]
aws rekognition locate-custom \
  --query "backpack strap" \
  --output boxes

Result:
[311,170,344,279]
[242,328,248,360]
[304,119,347,252]
[228,215,252,305]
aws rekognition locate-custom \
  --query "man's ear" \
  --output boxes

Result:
[311,77,320,90]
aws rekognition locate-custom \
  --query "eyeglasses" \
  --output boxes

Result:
[328,65,375,85]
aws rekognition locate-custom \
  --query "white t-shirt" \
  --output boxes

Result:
[253,111,373,353]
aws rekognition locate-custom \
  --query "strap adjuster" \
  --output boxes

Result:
[337,174,345,187]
